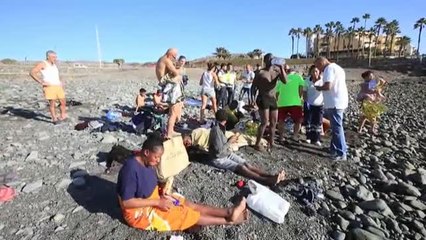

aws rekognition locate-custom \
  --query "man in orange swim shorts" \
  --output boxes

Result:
[30,50,67,124]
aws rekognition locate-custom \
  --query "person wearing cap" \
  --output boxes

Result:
[276,65,305,142]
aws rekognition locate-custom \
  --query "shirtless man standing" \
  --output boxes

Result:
[156,48,183,138]
[253,53,287,151]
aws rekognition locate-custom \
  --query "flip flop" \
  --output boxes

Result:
[0,186,16,202]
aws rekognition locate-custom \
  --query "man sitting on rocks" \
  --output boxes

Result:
[207,109,286,186]
[135,88,147,113]
[116,134,248,231]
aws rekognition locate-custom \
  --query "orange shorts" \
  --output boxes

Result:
[43,86,65,100]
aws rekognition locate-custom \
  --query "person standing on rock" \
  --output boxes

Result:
[29,50,67,124]
[156,48,184,139]
[314,57,348,160]
[253,53,287,151]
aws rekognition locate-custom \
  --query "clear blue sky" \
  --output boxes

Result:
[0,0,425,62]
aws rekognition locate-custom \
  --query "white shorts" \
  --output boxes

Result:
[201,88,216,98]
[211,153,246,171]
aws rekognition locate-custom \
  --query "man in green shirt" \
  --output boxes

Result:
[276,68,305,141]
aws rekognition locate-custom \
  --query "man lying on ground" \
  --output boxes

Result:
[207,109,286,186]
[117,134,248,231]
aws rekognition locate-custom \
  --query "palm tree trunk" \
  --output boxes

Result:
[291,37,295,55]
[384,35,389,57]
[417,27,423,56]
[316,34,320,57]
[390,35,395,56]
[374,27,380,57]
[296,37,300,56]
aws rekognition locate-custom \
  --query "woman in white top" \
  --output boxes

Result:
[238,64,255,105]
[303,65,324,145]
[199,62,219,122]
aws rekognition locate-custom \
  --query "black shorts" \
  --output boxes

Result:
[256,95,278,111]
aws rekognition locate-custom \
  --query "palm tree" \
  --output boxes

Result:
[341,29,349,57]
[313,25,324,57]
[214,47,230,59]
[362,13,371,29]
[247,51,255,59]
[367,27,376,65]
[334,22,344,54]
[357,27,366,58]
[288,28,296,55]
[351,17,360,30]
[347,26,356,57]
[374,17,387,57]
[350,17,360,57]
[414,18,426,56]
[325,22,335,58]
[396,36,411,57]
[387,20,401,56]
[303,27,313,57]
[296,27,303,57]
[252,49,263,59]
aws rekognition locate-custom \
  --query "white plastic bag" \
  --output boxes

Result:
[246,180,290,223]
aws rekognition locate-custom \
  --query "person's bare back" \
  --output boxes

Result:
[155,48,180,83]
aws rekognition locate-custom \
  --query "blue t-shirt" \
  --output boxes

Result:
[116,157,158,201]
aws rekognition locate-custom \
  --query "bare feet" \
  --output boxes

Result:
[268,170,286,186]
[233,209,249,224]
[229,197,247,223]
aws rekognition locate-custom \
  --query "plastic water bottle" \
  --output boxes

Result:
[246,180,290,224]
[271,57,285,66]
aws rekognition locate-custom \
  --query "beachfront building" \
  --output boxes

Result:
[307,32,415,59]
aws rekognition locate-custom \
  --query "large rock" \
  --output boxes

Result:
[409,169,426,185]
[335,215,349,231]
[359,199,389,212]
[326,190,345,202]
[331,230,345,240]
[410,200,426,211]
[356,185,374,201]
[101,134,117,144]
[349,228,383,240]
[398,182,421,197]
[22,180,43,193]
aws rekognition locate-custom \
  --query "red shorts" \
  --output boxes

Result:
[278,106,303,122]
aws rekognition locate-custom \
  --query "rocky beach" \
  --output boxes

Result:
[0,65,425,240]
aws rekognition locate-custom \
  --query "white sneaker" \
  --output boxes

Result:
[305,139,311,144]
[315,141,322,147]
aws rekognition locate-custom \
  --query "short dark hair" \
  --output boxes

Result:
[264,53,273,65]
[207,62,215,71]
[229,100,238,110]
[220,63,226,68]
[178,56,186,61]
[227,63,233,67]
[308,65,316,75]
[361,70,373,79]
[139,88,146,93]
[215,109,228,122]
[142,133,164,152]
